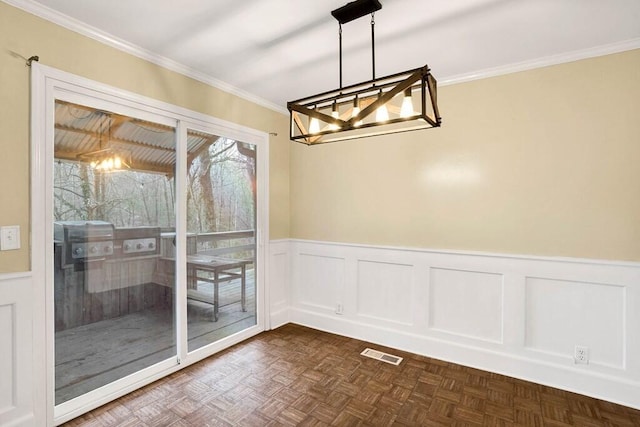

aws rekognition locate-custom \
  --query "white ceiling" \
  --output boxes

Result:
[17,0,640,112]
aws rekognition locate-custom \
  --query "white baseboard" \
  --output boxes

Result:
[269,305,290,330]
[270,239,640,410]
[290,307,640,410]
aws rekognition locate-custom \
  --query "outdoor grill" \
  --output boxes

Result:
[114,226,161,257]
[54,220,115,268]
[54,222,166,331]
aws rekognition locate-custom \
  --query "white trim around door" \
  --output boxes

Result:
[30,63,269,425]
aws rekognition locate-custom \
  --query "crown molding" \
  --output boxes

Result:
[3,0,288,115]
[5,0,640,105]
[439,37,640,87]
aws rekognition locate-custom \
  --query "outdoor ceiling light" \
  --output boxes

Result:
[287,0,441,146]
[76,111,131,172]
[84,149,130,172]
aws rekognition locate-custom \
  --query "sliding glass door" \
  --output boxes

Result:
[183,130,257,352]
[32,65,268,423]
[53,100,179,404]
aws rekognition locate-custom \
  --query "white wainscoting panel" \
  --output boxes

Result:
[429,268,504,343]
[0,273,37,427]
[357,260,413,325]
[296,253,345,312]
[268,240,290,329]
[0,302,15,412]
[287,239,640,410]
[525,277,625,369]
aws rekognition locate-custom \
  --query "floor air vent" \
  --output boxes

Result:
[360,348,403,366]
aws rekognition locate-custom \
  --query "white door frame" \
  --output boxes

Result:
[31,63,269,425]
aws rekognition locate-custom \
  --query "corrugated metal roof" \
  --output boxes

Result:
[54,101,217,175]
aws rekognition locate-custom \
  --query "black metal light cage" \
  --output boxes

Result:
[287,65,440,145]
[287,0,441,145]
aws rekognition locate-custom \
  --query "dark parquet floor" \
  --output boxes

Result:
[63,324,640,426]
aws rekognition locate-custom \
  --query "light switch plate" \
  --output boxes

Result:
[0,226,20,250]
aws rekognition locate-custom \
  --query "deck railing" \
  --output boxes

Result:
[160,229,255,259]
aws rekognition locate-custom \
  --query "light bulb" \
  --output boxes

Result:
[309,117,320,134]
[330,102,340,130]
[375,90,389,122]
[114,156,122,169]
[400,88,414,118]
[376,104,389,122]
[308,106,320,134]
[90,161,97,169]
[352,97,363,127]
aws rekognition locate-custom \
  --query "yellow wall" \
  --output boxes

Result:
[0,2,290,272]
[290,49,640,261]
[2,2,639,271]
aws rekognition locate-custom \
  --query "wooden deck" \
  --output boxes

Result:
[55,270,256,405]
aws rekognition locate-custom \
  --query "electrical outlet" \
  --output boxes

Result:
[574,345,589,364]
[335,303,344,315]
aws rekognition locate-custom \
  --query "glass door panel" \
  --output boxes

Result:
[185,131,257,352]
[53,100,177,404]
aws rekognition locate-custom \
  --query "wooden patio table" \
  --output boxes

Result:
[160,255,250,321]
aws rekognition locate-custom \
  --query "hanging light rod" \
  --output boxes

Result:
[331,0,381,24]
[287,0,441,145]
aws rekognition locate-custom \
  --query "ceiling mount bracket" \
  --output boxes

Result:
[331,0,381,24]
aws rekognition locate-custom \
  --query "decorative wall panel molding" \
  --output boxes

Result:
[0,273,37,427]
[525,277,625,369]
[428,267,504,344]
[0,303,15,414]
[285,239,640,410]
[268,240,290,329]
[296,253,345,311]
[357,260,413,325]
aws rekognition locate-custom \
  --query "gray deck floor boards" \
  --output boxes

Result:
[55,271,256,404]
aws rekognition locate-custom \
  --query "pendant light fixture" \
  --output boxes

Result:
[287,0,441,145]
[77,111,130,172]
